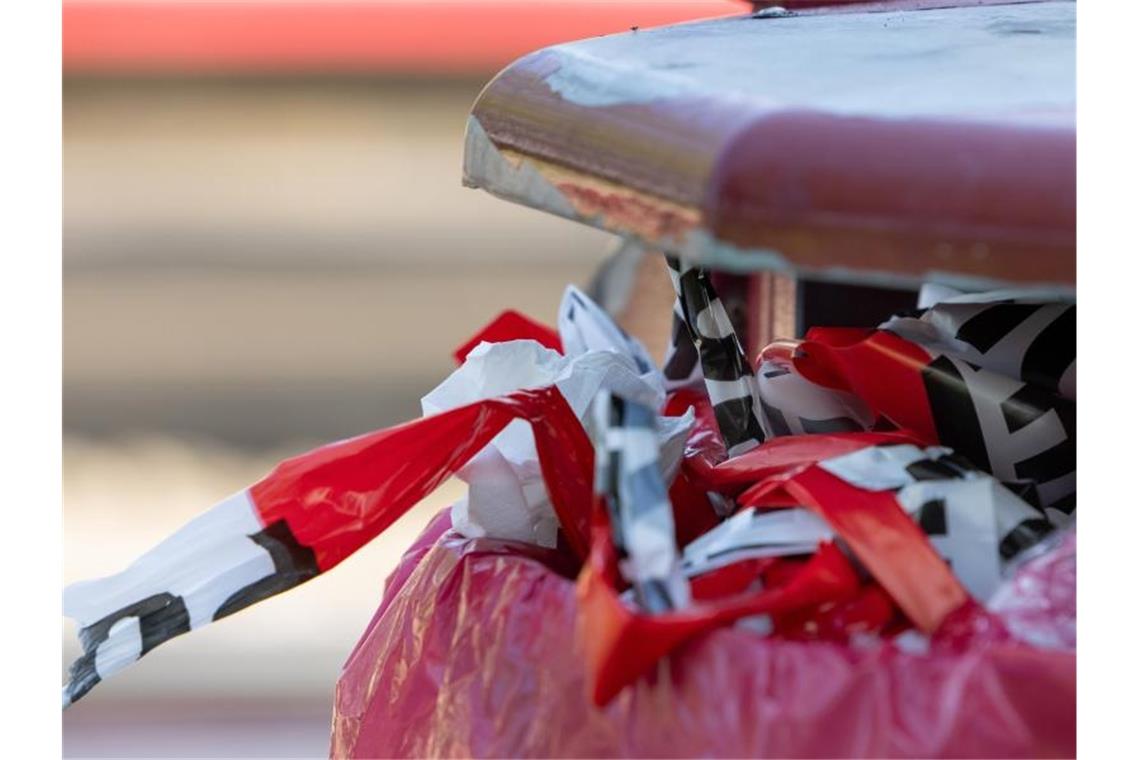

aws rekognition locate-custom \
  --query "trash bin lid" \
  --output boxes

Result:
[464,0,1074,292]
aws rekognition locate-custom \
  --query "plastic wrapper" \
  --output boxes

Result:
[331,510,1075,758]
[884,291,1076,400]
[786,297,1076,513]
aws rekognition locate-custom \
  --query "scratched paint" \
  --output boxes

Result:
[542,48,697,108]
[465,115,704,244]
[462,116,577,219]
[540,1,1073,125]
[462,114,1074,295]
[468,2,1073,289]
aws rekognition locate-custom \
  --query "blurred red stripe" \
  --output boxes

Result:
[63,1,745,74]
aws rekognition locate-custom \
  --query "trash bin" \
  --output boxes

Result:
[64,2,1076,757]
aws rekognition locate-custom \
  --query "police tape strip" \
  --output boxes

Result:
[664,255,765,456]
[595,391,690,613]
[64,385,596,707]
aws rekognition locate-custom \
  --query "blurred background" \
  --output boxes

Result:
[62,1,738,756]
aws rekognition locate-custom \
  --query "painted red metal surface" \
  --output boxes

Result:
[707,113,1075,284]
[465,0,1075,288]
[63,1,741,74]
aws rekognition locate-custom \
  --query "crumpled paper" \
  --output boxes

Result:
[423,286,692,547]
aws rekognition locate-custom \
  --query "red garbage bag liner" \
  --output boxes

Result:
[988,527,1076,650]
[332,511,1075,758]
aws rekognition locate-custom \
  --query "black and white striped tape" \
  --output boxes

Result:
[664,256,766,456]
[680,507,830,577]
[62,491,318,707]
[595,392,690,613]
[755,357,875,437]
[820,444,1060,600]
[678,443,1060,602]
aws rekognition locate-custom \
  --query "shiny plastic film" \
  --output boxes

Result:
[664,256,766,455]
[333,514,1075,758]
[64,285,1075,758]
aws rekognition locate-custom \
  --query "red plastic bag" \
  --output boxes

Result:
[332,511,1075,758]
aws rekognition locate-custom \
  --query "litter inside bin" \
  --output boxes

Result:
[63,273,1074,757]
